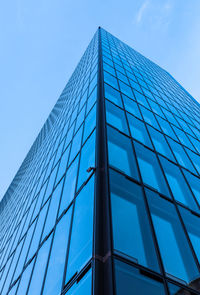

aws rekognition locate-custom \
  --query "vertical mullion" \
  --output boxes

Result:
[93,27,114,295]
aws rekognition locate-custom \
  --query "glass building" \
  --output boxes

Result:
[1,27,200,295]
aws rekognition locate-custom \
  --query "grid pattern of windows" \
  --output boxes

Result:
[1,27,200,295]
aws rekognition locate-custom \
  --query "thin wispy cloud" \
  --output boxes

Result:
[136,0,149,24]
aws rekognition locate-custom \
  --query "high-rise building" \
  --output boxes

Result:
[1,27,200,295]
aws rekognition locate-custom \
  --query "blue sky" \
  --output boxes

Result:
[0,0,200,199]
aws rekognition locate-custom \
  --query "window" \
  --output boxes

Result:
[110,170,159,272]
[179,206,200,265]
[183,170,200,205]
[114,260,165,295]
[186,149,200,175]
[156,116,177,140]
[27,235,52,295]
[133,90,150,109]
[134,142,170,197]
[83,104,96,143]
[167,138,196,173]
[104,71,119,89]
[147,126,175,161]
[122,95,142,119]
[42,180,63,240]
[65,177,94,284]
[107,126,139,181]
[119,80,134,99]
[106,100,128,134]
[68,126,83,164]
[42,207,72,295]
[104,83,122,107]
[139,106,160,130]
[16,259,35,295]
[56,145,70,183]
[146,189,199,284]
[77,131,96,189]
[127,114,153,148]
[66,269,92,295]
[173,125,195,151]
[59,156,79,215]
[160,156,198,211]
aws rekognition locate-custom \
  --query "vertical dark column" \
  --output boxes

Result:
[93,27,114,295]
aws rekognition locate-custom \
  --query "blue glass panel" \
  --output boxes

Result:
[140,106,160,130]
[114,260,165,295]
[119,80,134,99]
[68,126,83,164]
[104,83,122,107]
[56,145,70,183]
[110,169,159,272]
[167,137,196,173]
[127,113,153,148]
[156,116,177,140]
[160,156,198,211]
[179,206,200,265]
[106,100,128,134]
[66,269,92,295]
[27,235,52,295]
[186,149,200,175]
[59,156,79,215]
[107,126,139,181]
[147,189,199,284]
[133,90,150,109]
[42,207,72,295]
[42,180,63,239]
[134,142,170,197]
[16,259,35,295]
[104,71,119,89]
[183,170,200,205]
[122,94,142,119]
[65,177,94,283]
[83,104,96,142]
[77,131,96,189]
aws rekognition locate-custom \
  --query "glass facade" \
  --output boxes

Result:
[1,27,200,295]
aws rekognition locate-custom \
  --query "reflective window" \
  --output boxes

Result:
[59,156,79,215]
[147,126,175,161]
[110,170,159,272]
[16,259,35,295]
[65,177,94,283]
[183,170,200,205]
[114,259,165,295]
[122,95,142,119]
[140,106,160,130]
[186,149,200,175]
[106,100,128,134]
[167,138,196,173]
[77,131,96,189]
[134,90,150,109]
[56,145,70,182]
[104,83,122,107]
[160,156,198,211]
[104,71,119,89]
[42,180,63,239]
[27,235,52,295]
[127,114,153,148]
[134,142,170,197]
[179,207,200,265]
[119,80,133,99]
[42,207,72,295]
[68,126,83,164]
[107,126,139,181]
[146,189,199,284]
[83,104,96,142]
[66,269,92,295]
[156,116,177,140]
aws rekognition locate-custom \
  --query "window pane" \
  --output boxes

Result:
[107,126,139,181]
[127,113,153,148]
[83,104,96,142]
[160,156,198,211]
[42,180,63,239]
[114,259,165,295]
[59,156,79,215]
[68,126,83,164]
[147,126,175,161]
[183,170,200,205]
[104,83,122,107]
[110,169,159,272]
[122,95,142,119]
[66,269,92,295]
[146,189,199,284]
[16,259,35,295]
[56,145,70,182]
[140,106,160,130]
[167,138,196,173]
[156,116,177,140]
[27,234,52,295]
[65,177,94,283]
[77,131,96,189]
[42,207,72,295]
[104,71,119,89]
[179,206,200,265]
[106,100,128,134]
[134,142,170,197]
